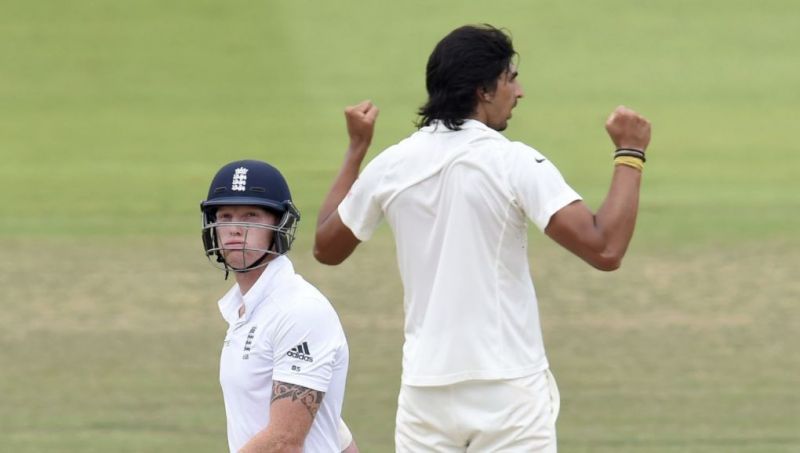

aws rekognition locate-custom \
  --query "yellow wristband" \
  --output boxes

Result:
[614,156,644,171]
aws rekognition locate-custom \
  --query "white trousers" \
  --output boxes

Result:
[395,369,560,452]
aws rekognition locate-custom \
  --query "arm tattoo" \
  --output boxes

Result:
[271,381,325,418]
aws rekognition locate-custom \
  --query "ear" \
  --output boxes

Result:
[477,86,493,103]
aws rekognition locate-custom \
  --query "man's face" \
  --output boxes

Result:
[215,205,278,269]
[484,65,524,131]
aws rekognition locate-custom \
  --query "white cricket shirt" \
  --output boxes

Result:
[339,119,581,386]
[218,255,349,452]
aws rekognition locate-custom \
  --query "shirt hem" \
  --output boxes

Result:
[536,191,582,232]
[337,202,373,241]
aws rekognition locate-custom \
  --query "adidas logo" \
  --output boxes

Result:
[286,342,314,362]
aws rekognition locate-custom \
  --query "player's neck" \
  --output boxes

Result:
[469,102,490,126]
[235,264,268,296]
[467,109,487,124]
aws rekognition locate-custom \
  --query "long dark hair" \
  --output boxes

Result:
[417,24,516,130]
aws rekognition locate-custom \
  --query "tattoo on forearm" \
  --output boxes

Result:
[271,381,324,418]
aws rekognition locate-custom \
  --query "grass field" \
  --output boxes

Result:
[1,0,799,452]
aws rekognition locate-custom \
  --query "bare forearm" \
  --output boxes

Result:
[238,428,302,453]
[545,106,650,271]
[314,100,378,264]
[592,105,649,266]
[317,101,378,236]
[313,146,368,264]
[593,165,642,264]
[317,146,368,229]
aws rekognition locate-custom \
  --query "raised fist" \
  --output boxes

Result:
[345,100,380,150]
[605,106,651,152]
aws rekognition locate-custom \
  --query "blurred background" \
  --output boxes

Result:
[1,0,798,451]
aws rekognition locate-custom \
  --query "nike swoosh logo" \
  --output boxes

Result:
[535,158,546,163]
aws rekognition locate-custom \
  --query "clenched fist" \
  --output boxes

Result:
[605,106,651,152]
[345,100,379,152]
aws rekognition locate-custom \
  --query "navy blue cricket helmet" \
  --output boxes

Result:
[201,160,300,272]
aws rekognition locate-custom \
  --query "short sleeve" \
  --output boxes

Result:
[508,143,582,231]
[271,300,345,393]
[337,158,386,241]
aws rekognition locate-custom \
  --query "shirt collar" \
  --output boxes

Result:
[217,255,294,325]
[419,119,492,133]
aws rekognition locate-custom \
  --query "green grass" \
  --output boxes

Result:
[1,0,799,451]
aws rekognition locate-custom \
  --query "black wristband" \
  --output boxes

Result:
[614,148,646,162]
[616,147,645,154]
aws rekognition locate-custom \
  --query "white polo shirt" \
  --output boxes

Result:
[339,119,581,386]
[218,255,349,452]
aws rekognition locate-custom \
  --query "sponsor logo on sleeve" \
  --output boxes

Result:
[287,342,314,362]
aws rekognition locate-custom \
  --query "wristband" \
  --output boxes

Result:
[614,148,646,162]
[614,156,644,171]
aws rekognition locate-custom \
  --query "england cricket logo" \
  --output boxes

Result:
[231,167,248,191]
